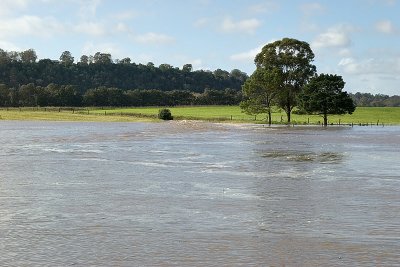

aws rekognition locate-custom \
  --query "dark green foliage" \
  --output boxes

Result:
[240,68,281,125]
[196,88,241,105]
[350,92,400,107]
[298,74,356,126]
[254,38,316,122]
[0,82,243,107]
[0,48,247,107]
[0,48,247,94]
[158,108,173,120]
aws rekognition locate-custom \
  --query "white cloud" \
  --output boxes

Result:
[111,10,138,21]
[81,42,122,58]
[338,57,359,74]
[300,2,325,16]
[196,16,261,34]
[197,0,211,6]
[312,25,352,49]
[375,20,397,34]
[385,0,397,5]
[338,56,400,75]
[0,0,29,15]
[338,48,352,57]
[230,45,264,62]
[191,59,205,70]
[170,54,206,70]
[338,56,400,94]
[0,40,21,51]
[77,0,102,19]
[136,53,154,64]
[115,22,129,33]
[134,32,175,44]
[369,0,397,6]
[0,15,64,38]
[247,1,279,14]
[74,21,105,36]
[220,17,261,34]
[194,17,211,28]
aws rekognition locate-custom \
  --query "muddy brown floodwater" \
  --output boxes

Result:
[0,121,399,266]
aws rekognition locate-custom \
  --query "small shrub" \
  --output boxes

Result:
[158,108,173,120]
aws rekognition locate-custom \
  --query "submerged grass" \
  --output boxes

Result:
[1,106,399,125]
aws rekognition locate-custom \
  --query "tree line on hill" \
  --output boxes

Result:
[350,92,400,107]
[0,48,397,109]
[0,48,247,94]
[0,83,242,107]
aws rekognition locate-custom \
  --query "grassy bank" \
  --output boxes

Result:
[1,106,399,125]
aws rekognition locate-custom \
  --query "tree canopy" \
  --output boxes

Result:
[240,68,281,125]
[254,38,316,122]
[298,74,356,126]
[242,37,357,125]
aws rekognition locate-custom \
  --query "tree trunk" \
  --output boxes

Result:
[323,114,328,126]
[285,100,291,123]
[286,110,291,123]
[268,110,272,125]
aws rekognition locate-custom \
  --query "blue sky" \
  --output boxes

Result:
[0,0,399,95]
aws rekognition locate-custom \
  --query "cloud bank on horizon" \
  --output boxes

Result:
[0,0,399,95]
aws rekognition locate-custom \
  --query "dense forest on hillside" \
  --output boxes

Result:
[0,49,247,92]
[0,49,398,107]
[0,49,246,107]
[350,92,400,107]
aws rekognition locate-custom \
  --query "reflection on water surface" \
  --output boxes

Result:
[0,121,399,266]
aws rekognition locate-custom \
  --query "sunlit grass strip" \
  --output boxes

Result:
[0,108,156,122]
[1,106,399,125]
[95,106,400,125]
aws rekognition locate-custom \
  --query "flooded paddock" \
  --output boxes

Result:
[0,121,399,266]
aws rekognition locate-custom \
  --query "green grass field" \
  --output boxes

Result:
[1,106,399,125]
[95,106,400,125]
[0,107,155,122]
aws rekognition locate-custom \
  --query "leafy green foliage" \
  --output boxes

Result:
[254,38,316,122]
[240,68,281,124]
[350,92,400,107]
[298,74,356,125]
[158,108,173,120]
[0,48,248,94]
[0,48,248,107]
[0,83,243,107]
